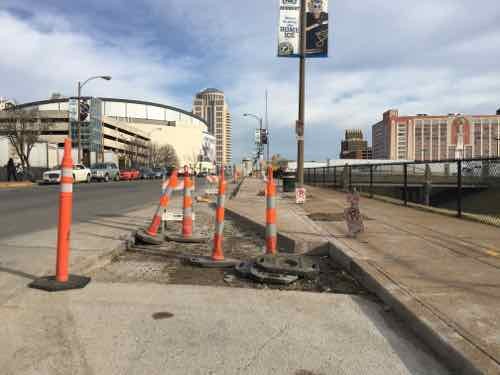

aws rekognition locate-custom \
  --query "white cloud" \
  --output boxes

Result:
[2,0,500,161]
[0,11,194,105]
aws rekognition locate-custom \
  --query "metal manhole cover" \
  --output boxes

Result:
[255,254,319,278]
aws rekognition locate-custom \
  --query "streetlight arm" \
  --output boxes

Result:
[80,75,112,91]
[243,113,262,122]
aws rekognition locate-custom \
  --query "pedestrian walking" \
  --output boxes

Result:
[6,158,17,181]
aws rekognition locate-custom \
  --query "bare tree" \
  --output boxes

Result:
[158,144,179,168]
[147,143,163,168]
[0,107,49,179]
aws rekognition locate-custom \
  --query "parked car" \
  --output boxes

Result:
[91,162,120,182]
[152,167,166,179]
[139,167,155,179]
[119,168,140,181]
[42,164,92,184]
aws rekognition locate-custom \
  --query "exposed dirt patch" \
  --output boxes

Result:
[308,212,372,222]
[90,203,372,297]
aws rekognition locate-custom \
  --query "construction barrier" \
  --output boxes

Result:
[29,138,91,291]
[265,166,277,255]
[165,167,207,243]
[136,170,178,245]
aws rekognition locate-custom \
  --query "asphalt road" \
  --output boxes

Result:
[0,179,207,239]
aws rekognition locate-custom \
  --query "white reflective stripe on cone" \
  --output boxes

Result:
[61,184,73,193]
[62,168,72,177]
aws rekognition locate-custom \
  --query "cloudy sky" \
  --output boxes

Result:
[1,0,500,161]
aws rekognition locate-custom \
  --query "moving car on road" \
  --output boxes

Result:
[91,162,120,182]
[42,164,92,184]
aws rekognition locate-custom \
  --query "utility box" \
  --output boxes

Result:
[283,176,296,192]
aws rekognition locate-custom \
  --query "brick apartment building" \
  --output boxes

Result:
[340,129,372,159]
[372,109,500,160]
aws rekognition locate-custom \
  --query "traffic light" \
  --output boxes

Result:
[260,129,268,145]
[79,100,90,122]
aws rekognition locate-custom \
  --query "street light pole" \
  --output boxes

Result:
[265,89,269,162]
[243,113,264,171]
[75,75,112,164]
[296,0,306,188]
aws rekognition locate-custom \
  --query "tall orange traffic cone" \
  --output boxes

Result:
[136,170,178,245]
[188,166,238,268]
[265,166,277,255]
[29,138,91,291]
[212,166,226,260]
[166,166,207,243]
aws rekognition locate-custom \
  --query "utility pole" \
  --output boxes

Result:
[296,0,306,187]
[77,81,82,163]
[265,89,269,161]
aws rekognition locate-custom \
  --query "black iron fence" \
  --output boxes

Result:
[304,157,500,226]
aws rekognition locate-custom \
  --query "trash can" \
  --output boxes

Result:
[282,176,296,192]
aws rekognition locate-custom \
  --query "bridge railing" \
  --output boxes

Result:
[304,157,500,226]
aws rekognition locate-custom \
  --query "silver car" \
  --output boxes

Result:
[91,162,120,182]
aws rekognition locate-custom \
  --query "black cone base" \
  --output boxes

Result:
[187,256,239,268]
[29,274,91,292]
[165,233,208,243]
[136,229,163,245]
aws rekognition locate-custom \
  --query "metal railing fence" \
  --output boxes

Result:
[304,157,500,226]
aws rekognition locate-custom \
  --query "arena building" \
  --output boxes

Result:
[0,97,215,168]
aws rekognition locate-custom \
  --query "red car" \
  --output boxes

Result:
[119,169,140,181]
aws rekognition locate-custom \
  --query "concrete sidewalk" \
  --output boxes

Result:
[0,203,155,305]
[226,178,500,374]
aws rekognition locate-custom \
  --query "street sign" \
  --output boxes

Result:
[295,120,304,136]
[254,129,261,143]
[68,99,78,122]
[295,187,306,204]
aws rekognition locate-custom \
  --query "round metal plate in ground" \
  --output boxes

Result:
[135,229,163,245]
[254,254,320,278]
[164,233,208,243]
[187,256,239,268]
[234,260,254,278]
[249,266,299,285]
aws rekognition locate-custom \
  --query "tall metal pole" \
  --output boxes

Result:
[265,89,269,161]
[296,0,306,187]
[259,117,263,171]
[77,81,82,163]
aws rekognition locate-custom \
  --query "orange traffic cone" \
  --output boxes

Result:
[136,170,178,245]
[166,166,207,243]
[29,138,91,291]
[265,166,277,255]
[188,166,238,268]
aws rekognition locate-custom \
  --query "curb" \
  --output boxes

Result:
[0,182,34,189]
[227,181,498,374]
[73,231,136,275]
[327,238,500,375]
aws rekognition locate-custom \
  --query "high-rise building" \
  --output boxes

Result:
[372,109,500,160]
[192,88,232,166]
[340,129,372,159]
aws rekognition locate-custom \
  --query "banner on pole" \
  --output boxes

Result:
[277,0,329,58]
[277,0,301,57]
[306,0,329,57]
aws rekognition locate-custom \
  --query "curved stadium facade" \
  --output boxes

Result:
[12,97,215,168]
